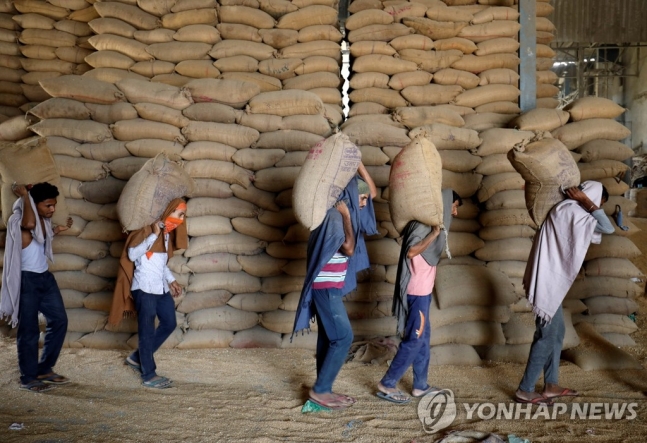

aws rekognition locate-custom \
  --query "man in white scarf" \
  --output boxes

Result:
[515,181,614,405]
[1,183,73,393]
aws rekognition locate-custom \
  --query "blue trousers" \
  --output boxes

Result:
[129,289,176,382]
[519,306,565,392]
[17,271,68,385]
[312,288,353,394]
[381,295,431,391]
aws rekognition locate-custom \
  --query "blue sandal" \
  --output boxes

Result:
[37,373,70,385]
[20,380,55,393]
[142,376,172,389]
[125,356,142,373]
[377,391,411,404]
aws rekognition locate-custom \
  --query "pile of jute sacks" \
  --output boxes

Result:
[0,0,96,140]
[345,0,557,129]
[0,0,642,367]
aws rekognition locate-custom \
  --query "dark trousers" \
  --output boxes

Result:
[17,271,68,385]
[129,289,176,381]
[380,294,432,391]
[312,288,353,394]
[519,306,565,392]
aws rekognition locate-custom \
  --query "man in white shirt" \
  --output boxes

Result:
[110,199,187,389]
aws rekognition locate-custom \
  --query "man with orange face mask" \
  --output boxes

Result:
[109,199,187,389]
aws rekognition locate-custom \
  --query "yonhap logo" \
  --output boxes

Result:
[416,392,639,435]
[417,389,457,434]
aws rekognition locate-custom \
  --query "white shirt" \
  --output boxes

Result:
[21,238,48,273]
[128,233,175,295]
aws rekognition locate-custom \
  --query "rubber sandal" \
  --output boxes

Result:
[308,396,349,410]
[142,376,172,389]
[412,386,442,398]
[125,356,142,373]
[37,373,70,385]
[543,387,579,399]
[514,395,553,406]
[20,380,55,393]
[377,391,411,405]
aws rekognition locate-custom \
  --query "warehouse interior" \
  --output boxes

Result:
[0,0,645,441]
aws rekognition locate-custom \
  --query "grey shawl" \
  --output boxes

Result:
[392,189,455,336]
[523,180,602,324]
[0,195,54,327]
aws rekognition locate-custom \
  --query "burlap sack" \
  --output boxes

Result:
[0,139,69,226]
[116,154,195,231]
[551,119,631,150]
[388,135,443,233]
[564,96,625,122]
[292,132,361,230]
[508,137,580,225]
[39,75,125,105]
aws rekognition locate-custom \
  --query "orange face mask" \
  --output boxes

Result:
[164,216,184,233]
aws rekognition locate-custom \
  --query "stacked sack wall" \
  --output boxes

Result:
[0,1,28,139]
[0,1,642,361]
[14,0,93,108]
[0,0,350,351]
[342,0,531,365]
[0,0,96,141]
[554,97,643,349]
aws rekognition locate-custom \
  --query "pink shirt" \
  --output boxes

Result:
[406,254,437,296]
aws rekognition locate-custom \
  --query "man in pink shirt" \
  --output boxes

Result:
[377,190,461,404]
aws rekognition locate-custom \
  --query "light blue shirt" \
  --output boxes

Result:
[591,209,615,234]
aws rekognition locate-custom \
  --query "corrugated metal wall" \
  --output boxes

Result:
[552,0,647,43]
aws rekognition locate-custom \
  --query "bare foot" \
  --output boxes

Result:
[333,392,356,405]
[514,389,553,405]
[543,383,578,399]
[309,390,353,409]
[412,386,441,398]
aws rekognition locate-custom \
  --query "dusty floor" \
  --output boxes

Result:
[0,219,646,443]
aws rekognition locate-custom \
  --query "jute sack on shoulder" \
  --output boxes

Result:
[508,136,580,225]
[0,139,69,226]
[388,135,443,233]
[117,154,195,231]
[292,132,361,230]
